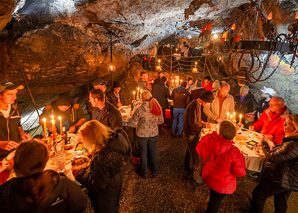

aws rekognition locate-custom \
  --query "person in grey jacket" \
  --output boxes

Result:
[250,114,298,213]
[128,91,164,178]
[204,83,234,123]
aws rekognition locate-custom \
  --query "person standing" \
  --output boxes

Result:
[0,81,31,160]
[128,91,164,178]
[137,72,150,91]
[89,89,122,130]
[74,120,130,213]
[183,91,214,178]
[196,121,246,213]
[153,71,164,86]
[186,77,195,92]
[151,76,170,125]
[250,114,298,213]
[106,81,123,108]
[204,83,234,123]
[171,81,190,138]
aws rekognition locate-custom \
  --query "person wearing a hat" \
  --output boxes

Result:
[106,81,123,108]
[0,81,31,161]
[93,78,107,92]
[204,83,234,123]
[0,139,87,212]
[182,91,214,179]
[39,93,86,134]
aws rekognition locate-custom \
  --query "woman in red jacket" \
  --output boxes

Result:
[196,121,246,213]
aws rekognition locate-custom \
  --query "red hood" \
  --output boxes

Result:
[204,131,234,156]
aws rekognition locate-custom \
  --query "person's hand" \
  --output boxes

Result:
[5,158,14,173]
[20,132,31,141]
[117,103,123,108]
[0,141,19,151]
[68,126,77,133]
[264,134,274,141]
[249,126,255,131]
[216,118,222,123]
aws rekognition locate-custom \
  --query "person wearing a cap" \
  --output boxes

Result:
[0,81,31,161]
[89,89,123,130]
[39,93,86,134]
[106,81,123,108]
[253,87,276,122]
[182,91,214,179]
[204,83,234,123]
[249,96,290,148]
[0,139,87,212]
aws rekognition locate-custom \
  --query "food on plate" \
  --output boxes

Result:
[50,158,56,166]
[254,147,265,156]
[65,153,73,161]
[71,157,89,170]
[234,135,248,143]
[64,144,74,150]
[49,151,56,158]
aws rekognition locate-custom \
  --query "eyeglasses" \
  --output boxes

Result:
[284,122,293,126]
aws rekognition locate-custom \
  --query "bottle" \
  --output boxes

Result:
[55,139,65,173]
[131,100,134,112]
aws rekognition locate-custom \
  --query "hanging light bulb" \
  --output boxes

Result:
[109,64,115,71]
[213,34,218,39]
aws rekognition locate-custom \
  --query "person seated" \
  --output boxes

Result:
[196,121,246,213]
[40,93,86,134]
[202,76,213,91]
[89,89,122,129]
[0,139,87,212]
[0,81,31,160]
[212,80,220,93]
[106,81,123,108]
[250,114,298,213]
[73,120,131,212]
[252,87,275,122]
[249,96,290,149]
[234,85,253,117]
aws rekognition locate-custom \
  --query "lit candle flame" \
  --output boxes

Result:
[267,12,272,21]
[296,11,298,20]
[231,23,236,31]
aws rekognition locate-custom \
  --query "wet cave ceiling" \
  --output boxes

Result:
[1,0,298,118]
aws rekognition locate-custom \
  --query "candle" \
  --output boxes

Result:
[239,114,242,125]
[43,118,47,139]
[137,87,140,99]
[140,89,143,95]
[133,91,135,101]
[58,117,63,135]
[227,112,230,120]
[233,112,236,120]
[230,114,234,121]
[52,119,56,139]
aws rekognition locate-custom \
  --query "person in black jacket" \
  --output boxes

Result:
[74,120,131,213]
[106,81,123,108]
[250,114,298,213]
[89,89,123,130]
[234,85,254,117]
[0,139,87,213]
[151,76,170,124]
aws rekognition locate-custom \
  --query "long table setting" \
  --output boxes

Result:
[200,113,266,173]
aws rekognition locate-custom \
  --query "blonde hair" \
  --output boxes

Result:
[141,90,162,116]
[286,114,298,137]
[240,85,249,93]
[79,120,114,151]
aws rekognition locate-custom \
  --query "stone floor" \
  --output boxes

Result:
[119,127,298,213]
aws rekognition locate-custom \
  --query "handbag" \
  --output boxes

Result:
[193,155,211,184]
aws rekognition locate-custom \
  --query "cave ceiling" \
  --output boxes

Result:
[1,0,298,88]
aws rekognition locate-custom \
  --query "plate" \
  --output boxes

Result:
[234,135,248,144]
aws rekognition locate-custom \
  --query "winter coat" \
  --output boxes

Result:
[202,82,213,91]
[0,103,22,160]
[0,171,87,213]
[203,91,235,123]
[75,131,131,213]
[196,132,246,194]
[251,107,290,145]
[93,102,123,130]
[262,135,298,191]
[183,100,204,138]
[170,86,191,109]
[106,90,123,108]
[128,102,164,138]
[151,83,171,109]
[234,94,254,115]
[190,87,206,101]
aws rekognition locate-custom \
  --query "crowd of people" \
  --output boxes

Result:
[0,70,297,213]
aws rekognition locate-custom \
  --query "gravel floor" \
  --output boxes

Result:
[119,127,298,213]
